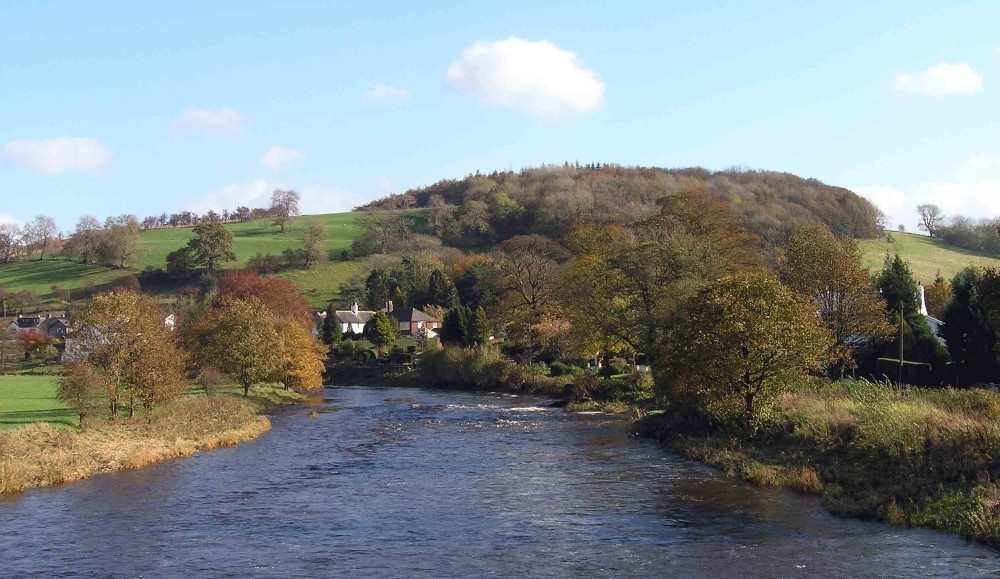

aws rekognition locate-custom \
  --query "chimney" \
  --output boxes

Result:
[918,283,928,316]
[351,302,358,315]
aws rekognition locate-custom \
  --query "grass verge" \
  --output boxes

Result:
[637,379,1000,548]
[0,381,308,494]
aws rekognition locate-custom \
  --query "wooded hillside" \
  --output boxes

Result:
[356,165,884,247]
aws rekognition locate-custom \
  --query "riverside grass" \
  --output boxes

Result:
[0,383,304,494]
[638,378,1000,547]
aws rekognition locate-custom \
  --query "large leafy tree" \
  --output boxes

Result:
[779,223,893,373]
[658,273,832,434]
[68,290,187,418]
[193,298,282,397]
[556,189,765,363]
[187,221,236,274]
[273,318,327,390]
[216,271,313,330]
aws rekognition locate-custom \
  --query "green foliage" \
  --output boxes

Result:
[470,306,489,345]
[364,311,396,354]
[658,273,832,434]
[425,268,458,308]
[440,306,470,346]
[322,303,340,346]
[418,344,512,390]
[187,221,237,274]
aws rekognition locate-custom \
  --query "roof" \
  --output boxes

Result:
[15,317,42,329]
[390,307,439,323]
[40,318,68,331]
[335,310,376,325]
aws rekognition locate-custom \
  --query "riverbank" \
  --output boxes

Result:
[0,383,304,494]
[636,379,1000,548]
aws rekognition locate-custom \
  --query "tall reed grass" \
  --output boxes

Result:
[0,396,269,494]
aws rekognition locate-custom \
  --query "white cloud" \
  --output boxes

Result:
[364,83,412,105]
[185,179,275,214]
[892,62,982,96]
[446,37,605,118]
[260,146,303,169]
[3,137,111,174]
[0,214,19,226]
[855,154,1000,232]
[185,180,362,216]
[173,107,246,135]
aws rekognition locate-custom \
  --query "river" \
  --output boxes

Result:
[1,386,998,578]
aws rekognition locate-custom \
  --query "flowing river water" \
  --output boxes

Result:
[1,386,999,578]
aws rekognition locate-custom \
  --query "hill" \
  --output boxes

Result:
[357,165,884,247]
[858,232,1000,284]
[0,213,364,311]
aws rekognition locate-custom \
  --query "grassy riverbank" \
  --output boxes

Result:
[637,379,1000,547]
[0,377,304,494]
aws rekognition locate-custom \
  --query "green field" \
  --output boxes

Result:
[0,212,365,310]
[858,231,1000,284]
[0,375,76,431]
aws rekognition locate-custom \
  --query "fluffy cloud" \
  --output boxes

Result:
[855,154,1000,231]
[446,37,604,118]
[364,83,412,105]
[185,180,362,216]
[0,214,19,226]
[173,107,246,135]
[892,62,982,96]
[3,137,111,174]
[260,146,303,169]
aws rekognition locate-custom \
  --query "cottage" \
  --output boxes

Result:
[334,303,376,334]
[388,306,440,338]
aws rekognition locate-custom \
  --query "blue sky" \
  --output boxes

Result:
[3,1,1000,232]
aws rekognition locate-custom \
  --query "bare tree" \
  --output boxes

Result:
[270,189,300,233]
[300,219,327,267]
[917,204,945,237]
[0,223,22,263]
[355,212,412,254]
[23,215,59,260]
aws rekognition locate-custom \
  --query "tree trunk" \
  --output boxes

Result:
[243,382,250,397]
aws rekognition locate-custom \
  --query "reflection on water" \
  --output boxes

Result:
[0,386,997,578]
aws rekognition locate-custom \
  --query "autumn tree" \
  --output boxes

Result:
[273,318,327,390]
[924,272,953,319]
[658,273,832,434]
[917,204,945,237]
[70,290,187,418]
[270,189,300,233]
[300,219,327,267]
[193,298,282,397]
[187,221,236,274]
[216,271,313,330]
[58,361,108,426]
[779,223,893,374]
